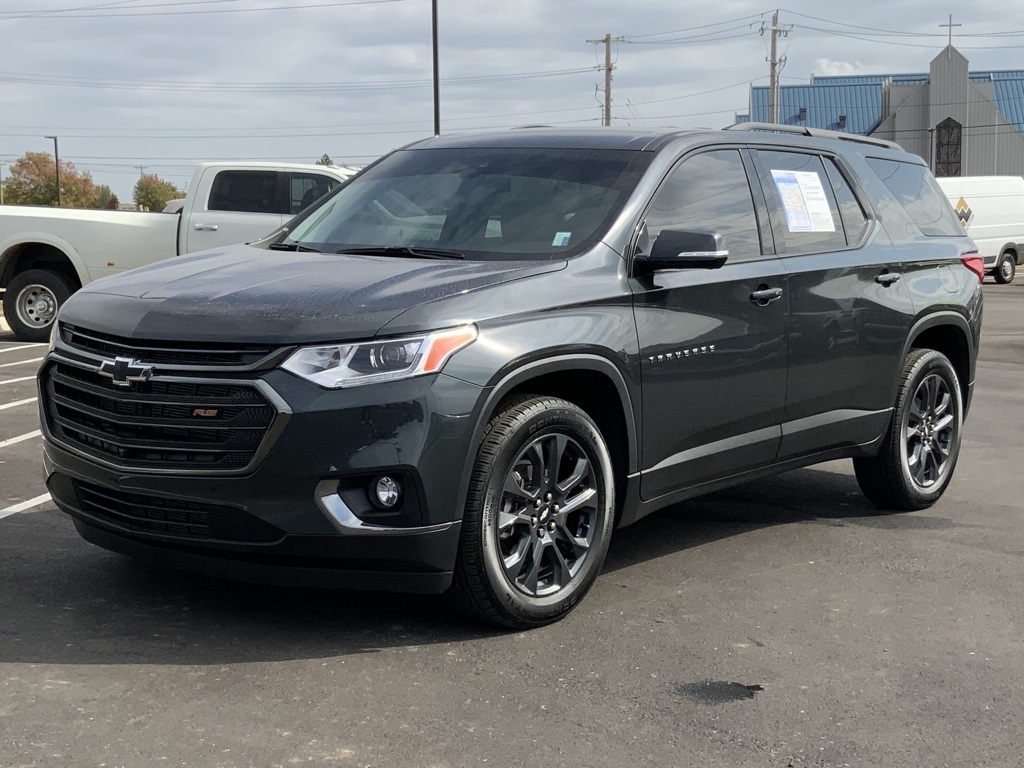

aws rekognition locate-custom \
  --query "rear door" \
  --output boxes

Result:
[751,148,915,461]
[631,148,788,500]
[185,169,286,252]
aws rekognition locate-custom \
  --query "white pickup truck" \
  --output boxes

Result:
[0,161,357,341]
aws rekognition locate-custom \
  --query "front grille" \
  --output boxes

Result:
[61,324,278,367]
[42,361,277,472]
[74,480,283,542]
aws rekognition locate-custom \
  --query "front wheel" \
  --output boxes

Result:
[994,252,1016,284]
[3,269,74,342]
[854,349,964,511]
[449,396,615,629]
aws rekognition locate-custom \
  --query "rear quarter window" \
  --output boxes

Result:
[865,158,964,237]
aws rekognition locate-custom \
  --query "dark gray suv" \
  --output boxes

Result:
[39,125,983,628]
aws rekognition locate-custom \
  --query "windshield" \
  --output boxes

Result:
[284,147,649,260]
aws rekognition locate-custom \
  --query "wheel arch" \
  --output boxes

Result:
[457,355,639,522]
[0,236,87,290]
[903,313,974,411]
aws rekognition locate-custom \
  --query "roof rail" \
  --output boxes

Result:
[724,122,901,151]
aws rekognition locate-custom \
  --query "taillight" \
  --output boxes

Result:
[961,253,985,283]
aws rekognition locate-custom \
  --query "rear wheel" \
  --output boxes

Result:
[449,396,615,629]
[3,269,73,342]
[854,349,963,511]
[994,251,1016,284]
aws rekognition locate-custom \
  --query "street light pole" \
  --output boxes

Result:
[431,0,440,136]
[44,135,61,207]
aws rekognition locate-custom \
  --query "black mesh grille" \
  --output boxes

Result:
[73,480,283,543]
[42,362,276,472]
[61,324,277,367]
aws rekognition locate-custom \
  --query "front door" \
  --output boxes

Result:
[631,148,788,501]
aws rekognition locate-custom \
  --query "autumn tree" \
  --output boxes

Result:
[316,153,333,165]
[133,173,184,212]
[3,151,99,207]
[94,185,117,209]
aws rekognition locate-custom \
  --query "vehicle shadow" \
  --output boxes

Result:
[0,466,951,667]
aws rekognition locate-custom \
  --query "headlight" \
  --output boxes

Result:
[281,325,477,388]
[48,321,60,353]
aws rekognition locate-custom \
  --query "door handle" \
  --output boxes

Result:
[874,272,901,286]
[194,223,219,232]
[749,286,784,305]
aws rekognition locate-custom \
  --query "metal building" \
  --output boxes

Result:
[743,45,1024,177]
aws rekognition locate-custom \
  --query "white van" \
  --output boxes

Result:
[936,176,1024,284]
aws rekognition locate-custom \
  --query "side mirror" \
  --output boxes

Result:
[636,229,729,272]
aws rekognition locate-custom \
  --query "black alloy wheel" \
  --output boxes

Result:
[854,349,963,510]
[450,396,615,628]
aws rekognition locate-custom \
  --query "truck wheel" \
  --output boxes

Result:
[2,270,73,342]
[853,349,963,511]
[449,396,615,629]
[994,252,1016,284]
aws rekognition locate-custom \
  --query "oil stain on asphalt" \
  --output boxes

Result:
[675,680,764,705]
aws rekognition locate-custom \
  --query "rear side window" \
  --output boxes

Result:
[865,158,964,237]
[643,149,762,260]
[208,171,280,214]
[756,150,847,254]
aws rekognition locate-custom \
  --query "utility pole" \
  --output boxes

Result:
[760,11,791,124]
[431,0,440,135]
[587,33,625,126]
[136,165,147,179]
[44,135,61,207]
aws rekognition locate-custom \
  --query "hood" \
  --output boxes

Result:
[63,244,566,343]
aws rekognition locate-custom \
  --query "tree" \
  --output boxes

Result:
[133,173,184,212]
[316,153,333,166]
[94,184,117,209]
[3,151,99,208]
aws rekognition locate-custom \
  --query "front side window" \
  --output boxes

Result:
[641,149,762,259]
[290,173,340,215]
[757,150,847,255]
[285,148,650,260]
[866,157,964,237]
[208,170,280,214]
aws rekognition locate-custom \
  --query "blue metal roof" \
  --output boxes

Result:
[750,83,882,134]
[753,67,1024,136]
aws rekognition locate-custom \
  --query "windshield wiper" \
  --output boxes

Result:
[335,246,465,260]
[268,241,323,253]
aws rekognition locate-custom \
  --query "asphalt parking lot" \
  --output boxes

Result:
[1,281,1022,768]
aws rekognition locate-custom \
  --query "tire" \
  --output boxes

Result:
[994,252,1016,284]
[853,349,964,511]
[449,395,616,629]
[2,270,74,342]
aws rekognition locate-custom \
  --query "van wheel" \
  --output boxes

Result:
[994,252,1016,284]
[3,270,73,342]
[449,396,615,629]
[853,349,963,511]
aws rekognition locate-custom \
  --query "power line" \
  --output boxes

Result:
[0,0,407,20]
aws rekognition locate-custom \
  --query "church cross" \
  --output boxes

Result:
[940,14,961,59]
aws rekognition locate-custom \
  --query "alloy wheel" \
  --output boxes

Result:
[903,373,957,488]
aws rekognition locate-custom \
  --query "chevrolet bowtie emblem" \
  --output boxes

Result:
[98,356,154,387]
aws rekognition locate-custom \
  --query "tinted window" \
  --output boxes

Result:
[757,150,846,254]
[865,157,964,237]
[290,173,340,215]
[824,158,869,245]
[208,171,280,214]
[643,150,762,259]
[286,148,650,260]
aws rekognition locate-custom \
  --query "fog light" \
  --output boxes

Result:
[372,476,401,509]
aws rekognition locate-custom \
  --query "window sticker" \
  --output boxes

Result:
[771,169,836,232]
[552,231,572,247]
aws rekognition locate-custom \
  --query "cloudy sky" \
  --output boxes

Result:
[1,0,1022,199]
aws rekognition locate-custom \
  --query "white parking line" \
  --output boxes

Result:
[0,344,44,355]
[0,430,42,449]
[0,375,37,385]
[0,356,43,369]
[0,397,37,411]
[0,493,53,521]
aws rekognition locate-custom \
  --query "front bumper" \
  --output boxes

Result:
[42,365,485,594]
